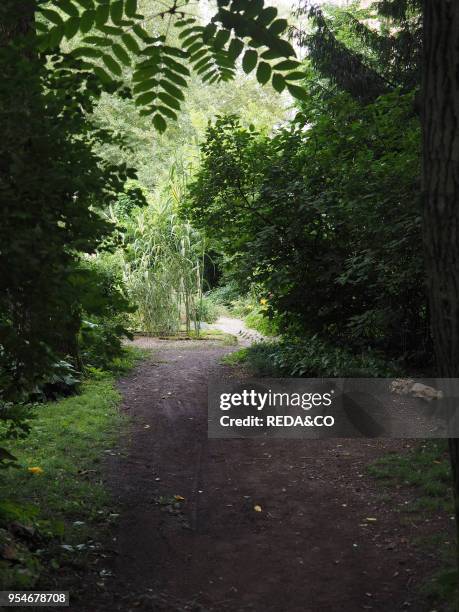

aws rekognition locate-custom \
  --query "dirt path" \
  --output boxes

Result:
[83,336,449,612]
[210,316,266,345]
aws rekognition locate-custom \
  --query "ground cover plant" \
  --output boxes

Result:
[0,347,147,591]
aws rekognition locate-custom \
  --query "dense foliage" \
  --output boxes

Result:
[184,3,427,371]
[0,0,296,464]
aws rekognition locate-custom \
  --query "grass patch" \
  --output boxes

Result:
[367,440,457,608]
[196,329,237,345]
[0,346,147,590]
[367,440,452,511]
[156,329,238,346]
[221,348,249,366]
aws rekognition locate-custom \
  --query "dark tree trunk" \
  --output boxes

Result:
[422,0,459,573]
[0,0,35,46]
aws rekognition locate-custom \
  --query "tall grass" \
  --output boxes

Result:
[122,166,205,334]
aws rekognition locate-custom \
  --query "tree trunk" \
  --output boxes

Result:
[422,0,459,575]
[0,0,35,46]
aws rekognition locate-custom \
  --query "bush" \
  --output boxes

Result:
[245,306,279,337]
[205,282,243,308]
[76,256,134,371]
[236,336,400,378]
[195,295,223,324]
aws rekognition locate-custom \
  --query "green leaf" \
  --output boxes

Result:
[162,56,191,76]
[243,0,264,18]
[139,107,155,116]
[133,65,161,81]
[125,0,137,18]
[160,79,185,101]
[267,38,295,58]
[201,69,218,82]
[48,25,65,48]
[242,49,257,74]
[93,65,114,83]
[258,6,277,25]
[95,4,110,27]
[175,18,196,28]
[187,41,204,56]
[102,54,122,76]
[110,0,123,24]
[74,0,94,8]
[122,32,140,54]
[133,24,154,42]
[190,48,208,63]
[286,83,308,102]
[269,18,288,36]
[133,78,157,93]
[98,24,124,35]
[202,23,217,43]
[228,38,244,60]
[153,113,167,133]
[181,33,202,49]
[284,71,307,81]
[164,45,188,59]
[58,1,79,17]
[163,69,188,88]
[271,72,285,92]
[213,29,231,50]
[82,35,112,46]
[80,9,95,33]
[274,59,302,71]
[64,16,80,39]
[112,43,131,66]
[135,91,156,106]
[157,105,178,120]
[178,25,203,40]
[256,61,271,85]
[157,91,181,110]
[261,48,283,60]
[40,9,63,26]
[72,46,103,59]
[193,56,212,72]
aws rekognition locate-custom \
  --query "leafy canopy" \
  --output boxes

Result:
[36,0,305,132]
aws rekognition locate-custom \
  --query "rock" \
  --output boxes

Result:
[390,379,443,401]
[410,383,443,401]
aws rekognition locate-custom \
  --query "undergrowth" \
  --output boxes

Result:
[0,346,148,590]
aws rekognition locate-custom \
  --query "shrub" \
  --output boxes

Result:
[195,295,223,324]
[245,306,279,337]
[237,336,400,378]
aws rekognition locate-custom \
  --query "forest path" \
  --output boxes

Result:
[209,316,266,345]
[87,335,442,612]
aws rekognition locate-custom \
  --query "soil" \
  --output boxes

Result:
[73,335,452,612]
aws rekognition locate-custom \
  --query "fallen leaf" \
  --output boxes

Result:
[174,495,185,502]
[254,505,262,512]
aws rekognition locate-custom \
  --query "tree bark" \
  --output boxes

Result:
[0,0,35,46]
[422,0,459,575]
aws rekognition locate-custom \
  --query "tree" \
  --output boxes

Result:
[0,0,301,465]
[421,0,459,575]
[34,0,305,132]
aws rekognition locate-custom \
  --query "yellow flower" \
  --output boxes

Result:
[28,466,44,475]
[260,298,268,305]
